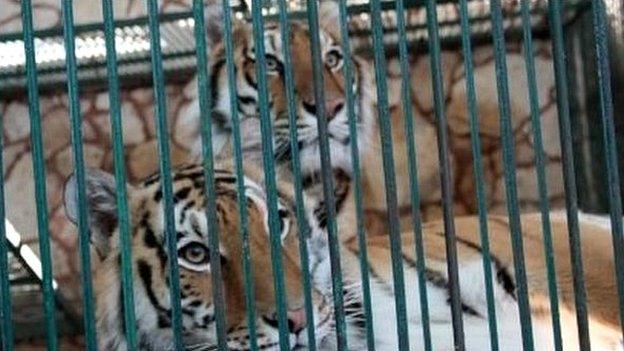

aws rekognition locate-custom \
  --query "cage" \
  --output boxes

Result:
[0,0,623,350]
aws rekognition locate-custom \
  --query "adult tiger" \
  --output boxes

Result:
[63,164,365,350]
[63,164,622,350]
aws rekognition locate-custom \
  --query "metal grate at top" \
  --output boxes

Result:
[341,0,590,52]
[0,0,590,96]
[0,12,213,97]
[237,0,589,58]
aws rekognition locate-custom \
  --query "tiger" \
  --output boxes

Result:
[62,163,366,351]
[62,164,622,350]
[183,0,453,239]
[308,210,623,350]
[184,0,376,228]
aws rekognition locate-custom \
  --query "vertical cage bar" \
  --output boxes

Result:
[367,0,409,349]
[488,1,536,349]
[219,0,259,349]
[424,1,466,349]
[192,2,228,349]
[572,13,607,214]
[519,1,563,350]
[60,0,97,349]
[303,1,349,349]
[563,19,593,214]
[394,0,434,349]
[20,2,59,349]
[145,1,184,349]
[101,1,138,348]
[590,0,624,339]
[250,2,291,349]
[0,98,13,351]
[275,1,318,349]
[336,1,375,349]
[457,1,499,349]
[547,2,591,349]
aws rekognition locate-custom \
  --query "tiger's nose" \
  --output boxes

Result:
[325,98,345,120]
[287,308,307,334]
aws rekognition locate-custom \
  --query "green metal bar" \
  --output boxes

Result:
[575,14,607,214]
[424,1,467,349]
[191,2,227,349]
[336,1,375,349]
[367,0,409,349]
[249,1,291,349]
[101,1,138,348]
[488,0,534,349]
[102,0,137,350]
[145,1,184,349]
[457,1,499,349]
[589,0,624,340]
[219,0,258,349]
[0,86,13,351]
[393,0,434,349]
[563,21,593,213]
[275,1,317,349]
[60,1,97,349]
[546,2,591,349]
[20,2,59,349]
[303,1,348,349]
[519,1,563,350]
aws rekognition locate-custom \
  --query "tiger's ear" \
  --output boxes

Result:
[319,0,341,40]
[64,168,122,257]
[204,0,225,48]
[204,1,249,51]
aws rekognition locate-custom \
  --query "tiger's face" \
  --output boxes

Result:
[191,1,374,181]
[63,165,335,350]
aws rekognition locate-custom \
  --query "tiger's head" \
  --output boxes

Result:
[187,1,374,186]
[63,164,358,350]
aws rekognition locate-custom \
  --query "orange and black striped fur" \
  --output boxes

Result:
[63,164,365,351]
[63,164,623,350]
[316,213,623,350]
[185,1,376,228]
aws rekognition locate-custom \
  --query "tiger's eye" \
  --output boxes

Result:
[325,50,343,69]
[181,243,209,264]
[265,55,280,71]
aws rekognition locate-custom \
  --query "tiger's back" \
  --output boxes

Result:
[334,213,622,350]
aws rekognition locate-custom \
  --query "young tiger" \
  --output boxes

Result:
[184,1,448,238]
[310,211,623,350]
[63,164,365,350]
[184,0,376,227]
